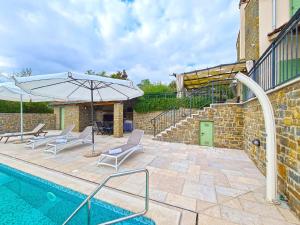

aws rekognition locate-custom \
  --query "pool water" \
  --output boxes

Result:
[0,164,155,225]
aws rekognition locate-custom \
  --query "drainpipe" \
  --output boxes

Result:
[235,72,277,203]
[272,0,277,30]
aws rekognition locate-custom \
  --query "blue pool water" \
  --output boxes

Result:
[0,164,155,225]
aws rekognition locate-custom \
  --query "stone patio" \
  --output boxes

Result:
[0,131,299,225]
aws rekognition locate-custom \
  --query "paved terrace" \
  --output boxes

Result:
[0,131,299,225]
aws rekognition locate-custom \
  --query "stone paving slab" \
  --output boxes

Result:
[0,131,299,225]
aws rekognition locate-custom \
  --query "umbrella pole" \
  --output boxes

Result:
[90,81,95,153]
[20,94,23,142]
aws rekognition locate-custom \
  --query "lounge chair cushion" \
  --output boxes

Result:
[108,148,122,155]
[104,144,136,156]
[55,139,68,144]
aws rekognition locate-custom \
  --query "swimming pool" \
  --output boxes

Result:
[0,163,155,225]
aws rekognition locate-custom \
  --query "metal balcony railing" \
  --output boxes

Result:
[243,9,300,100]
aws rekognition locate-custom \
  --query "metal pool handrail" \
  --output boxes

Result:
[62,168,149,225]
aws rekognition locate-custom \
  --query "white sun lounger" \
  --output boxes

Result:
[26,124,75,150]
[97,129,144,171]
[0,123,47,143]
[44,126,92,155]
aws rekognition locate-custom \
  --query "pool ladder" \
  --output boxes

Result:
[62,168,149,225]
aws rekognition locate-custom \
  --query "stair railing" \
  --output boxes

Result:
[150,83,235,136]
[150,107,191,136]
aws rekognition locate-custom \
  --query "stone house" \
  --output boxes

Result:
[53,101,134,137]
[237,0,299,61]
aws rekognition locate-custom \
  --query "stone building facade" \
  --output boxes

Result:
[53,104,91,132]
[53,102,125,137]
[0,113,55,133]
[244,0,259,60]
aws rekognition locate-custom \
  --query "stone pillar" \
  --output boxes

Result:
[236,81,243,102]
[113,102,123,137]
[53,106,61,130]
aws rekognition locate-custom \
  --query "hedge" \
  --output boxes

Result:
[0,100,53,113]
[133,95,211,113]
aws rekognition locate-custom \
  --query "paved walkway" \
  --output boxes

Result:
[0,131,299,225]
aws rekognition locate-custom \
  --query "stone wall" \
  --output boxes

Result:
[78,105,91,132]
[214,104,244,149]
[133,108,200,135]
[53,107,61,130]
[54,105,92,132]
[243,80,300,217]
[0,113,55,133]
[155,104,244,150]
[236,32,241,61]
[133,111,163,135]
[113,103,123,137]
[64,105,80,132]
[245,0,259,60]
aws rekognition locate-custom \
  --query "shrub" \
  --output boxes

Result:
[133,95,211,113]
[138,79,175,94]
[0,100,53,113]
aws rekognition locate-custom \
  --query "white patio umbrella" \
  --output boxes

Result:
[14,72,144,155]
[0,82,53,141]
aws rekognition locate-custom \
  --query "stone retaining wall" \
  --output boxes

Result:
[133,108,200,135]
[243,80,300,217]
[0,113,56,133]
[133,111,163,135]
[155,104,244,150]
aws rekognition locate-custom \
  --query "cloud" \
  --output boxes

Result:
[0,0,239,83]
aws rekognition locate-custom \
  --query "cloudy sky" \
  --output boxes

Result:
[0,0,239,83]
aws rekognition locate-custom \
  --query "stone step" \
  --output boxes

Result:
[153,106,214,142]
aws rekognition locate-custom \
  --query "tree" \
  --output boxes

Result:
[122,69,128,79]
[85,70,127,79]
[110,69,128,80]
[137,79,174,94]
[98,71,107,77]
[14,68,32,77]
[138,79,151,88]
[85,69,96,75]
[168,80,177,91]
[85,70,107,77]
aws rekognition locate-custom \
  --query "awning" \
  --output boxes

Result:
[179,61,247,90]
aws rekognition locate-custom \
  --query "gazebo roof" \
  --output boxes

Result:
[179,61,247,90]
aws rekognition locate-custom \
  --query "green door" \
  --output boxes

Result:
[290,0,300,16]
[60,107,65,129]
[199,121,213,147]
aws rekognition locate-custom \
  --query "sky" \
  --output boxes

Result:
[0,0,239,84]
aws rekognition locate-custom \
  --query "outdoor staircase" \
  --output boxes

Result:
[153,106,214,144]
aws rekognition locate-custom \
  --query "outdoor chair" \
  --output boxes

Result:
[44,126,92,155]
[26,124,75,150]
[97,129,144,171]
[95,121,107,135]
[0,123,47,143]
[95,121,113,135]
